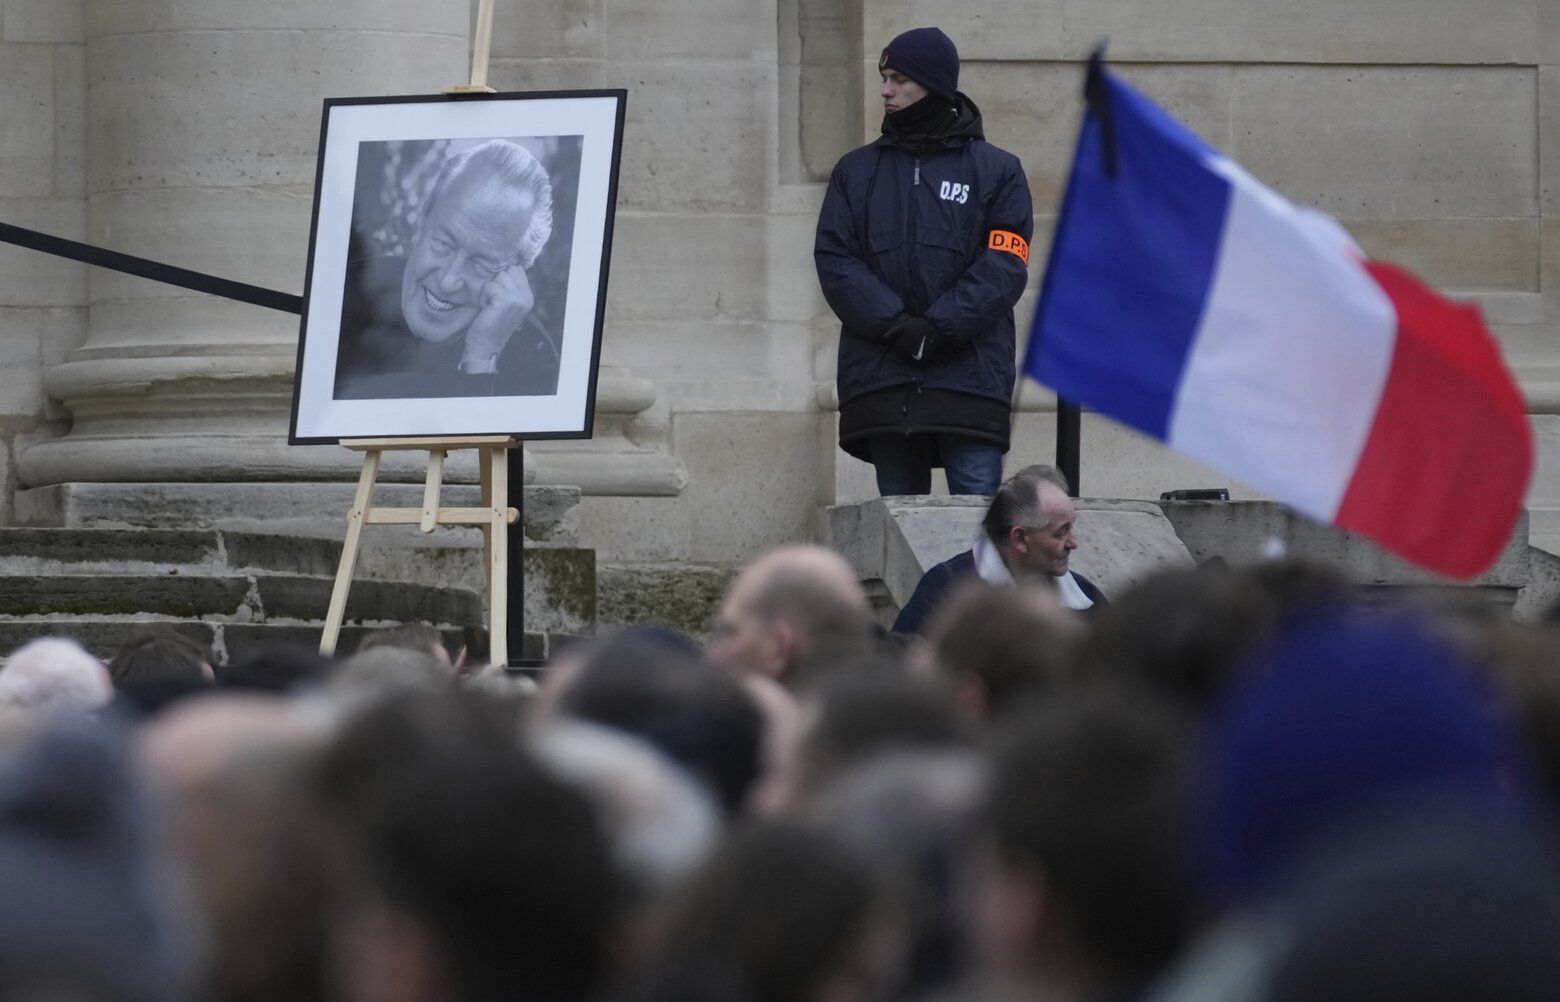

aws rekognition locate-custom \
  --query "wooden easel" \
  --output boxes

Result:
[321,0,520,662]
[319,437,520,663]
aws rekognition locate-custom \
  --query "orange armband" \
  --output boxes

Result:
[988,229,1029,265]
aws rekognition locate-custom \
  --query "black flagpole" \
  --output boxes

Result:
[1052,44,1120,499]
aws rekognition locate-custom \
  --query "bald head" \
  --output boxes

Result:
[710,546,873,690]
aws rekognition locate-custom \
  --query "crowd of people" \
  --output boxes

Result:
[1,524,1559,1002]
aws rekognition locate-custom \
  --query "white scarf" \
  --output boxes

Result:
[971,535,1095,611]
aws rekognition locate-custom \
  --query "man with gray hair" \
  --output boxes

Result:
[334,138,561,399]
[892,465,1106,633]
[0,638,113,714]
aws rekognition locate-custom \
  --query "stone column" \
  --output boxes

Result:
[18,1,470,490]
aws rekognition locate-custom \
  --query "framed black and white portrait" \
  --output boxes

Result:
[289,90,625,443]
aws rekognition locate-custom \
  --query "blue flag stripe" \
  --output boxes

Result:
[1025,73,1233,441]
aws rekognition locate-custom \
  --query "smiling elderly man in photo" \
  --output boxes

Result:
[333,139,562,399]
[892,465,1108,634]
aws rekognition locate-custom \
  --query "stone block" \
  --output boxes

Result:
[675,411,825,563]
[0,572,251,617]
[86,29,466,192]
[0,43,56,197]
[52,41,84,196]
[1543,68,1558,219]
[971,62,1235,218]
[609,212,769,322]
[1053,0,1538,65]
[1006,408,1269,503]
[654,375,821,417]
[766,210,832,323]
[490,0,767,61]
[14,481,578,541]
[523,547,596,634]
[603,319,814,386]
[0,361,44,419]
[1515,546,1560,622]
[575,495,691,564]
[596,562,733,635]
[258,574,482,627]
[487,58,770,214]
[0,198,86,307]
[862,1,1066,62]
[74,295,300,355]
[1228,66,1536,220]
[1546,221,1560,324]
[3,0,83,42]
[1348,218,1539,293]
[87,187,311,303]
[86,1,467,39]
[33,306,87,366]
[1159,500,1531,588]
[798,63,855,182]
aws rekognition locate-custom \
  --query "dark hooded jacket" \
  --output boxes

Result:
[815,93,1032,462]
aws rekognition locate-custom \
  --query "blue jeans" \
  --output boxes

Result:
[871,433,1004,497]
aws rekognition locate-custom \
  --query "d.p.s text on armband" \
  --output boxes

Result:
[988,229,1029,265]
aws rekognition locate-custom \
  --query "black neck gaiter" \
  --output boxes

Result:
[880,93,960,156]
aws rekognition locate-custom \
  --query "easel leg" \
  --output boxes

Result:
[321,449,382,655]
[487,446,509,667]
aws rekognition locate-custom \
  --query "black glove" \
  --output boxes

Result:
[889,317,938,361]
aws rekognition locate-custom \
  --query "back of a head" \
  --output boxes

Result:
[0,719,193,1001]
[818,749,988,996]
[925,580,1080,721]
[1196,609,1525,904]
[794,672,966,806]
[658,821,892,1002]
[744,546,875,684]
[557,629,762,815]
[312,690,619,1002]
[0,638,112,714]
[1270,810,1560,1002]
[531,720,721,905]
[330,645,448,703]
[357,622,450,664]
[221,643,335,694]
[987,683,1192,987]
[108,626,211,690]
[1081,565,1274,712]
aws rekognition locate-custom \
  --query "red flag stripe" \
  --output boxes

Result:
[1333,262,1532,579]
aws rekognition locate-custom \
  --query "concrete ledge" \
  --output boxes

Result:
[1159,500,1530,588]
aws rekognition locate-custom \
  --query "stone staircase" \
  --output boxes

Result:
[0,527,494,664]
[0,483,602,664]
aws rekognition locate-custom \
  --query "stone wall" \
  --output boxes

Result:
[0,0,1554,570]
[502,0,1560,565]
[0,0,86,524]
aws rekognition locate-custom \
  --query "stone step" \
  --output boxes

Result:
[0,527,594,633]
[0,573,482,626]
[0,618,505,667]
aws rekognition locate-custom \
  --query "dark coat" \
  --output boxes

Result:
[815,100,1033,423]
[891,549,1108,634]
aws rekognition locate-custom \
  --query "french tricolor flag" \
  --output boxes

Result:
[1025,58,1532,579]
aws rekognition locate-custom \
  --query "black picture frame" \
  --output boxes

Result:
[289,89,626,444]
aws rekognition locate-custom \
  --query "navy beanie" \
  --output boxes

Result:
[1193,610,1526,903]
[880,27,959,101]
